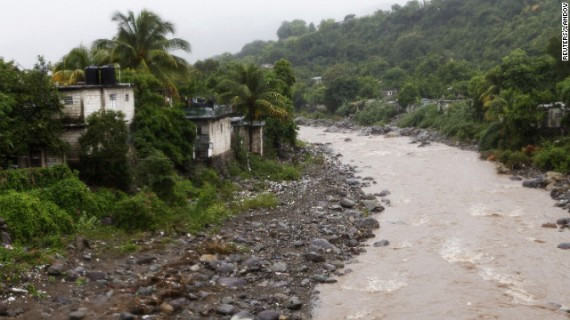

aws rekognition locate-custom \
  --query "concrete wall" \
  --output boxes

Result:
[207,118,232,157]
[60,87,135,124]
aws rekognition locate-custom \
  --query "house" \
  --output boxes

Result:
[185,98,234,161]
[382,89,398,101]
[538,102,567,134]
[54,65,135,164]
[231,117,265,156]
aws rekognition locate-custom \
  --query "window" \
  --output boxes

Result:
[125,94,129,102]
[110,94,117,108]
[63,96,73,105]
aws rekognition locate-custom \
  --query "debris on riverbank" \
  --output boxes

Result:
[0,144,387,319]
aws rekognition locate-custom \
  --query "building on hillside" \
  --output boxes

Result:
[231,117,265,156]
[51,65,135,165]
[185,98,234,161]
[382,89,398,101]
[538,102,567,134]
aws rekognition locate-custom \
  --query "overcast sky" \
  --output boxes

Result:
[0,0,408,68]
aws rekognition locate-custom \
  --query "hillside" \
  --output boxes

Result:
[234,0,559,79]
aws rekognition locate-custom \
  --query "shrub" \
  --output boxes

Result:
[0,165,75,192]
[0,191,74,244]
[36,177,99,218]
[112,192,171,231]
[235,193,278,212]
[78,110,131,191]
[250,155,301,181]
[354,101,399,125]
[479,122,504,151]
[135,150,185,205]
[505,151,531,169]
[533,141,570,173]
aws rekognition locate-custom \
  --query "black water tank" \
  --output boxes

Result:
[100,65,116,86]
[85,66,99,85]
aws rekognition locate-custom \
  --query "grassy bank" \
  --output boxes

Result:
[0,153,303,284]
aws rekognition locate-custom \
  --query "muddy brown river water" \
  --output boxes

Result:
[300,126,570,320]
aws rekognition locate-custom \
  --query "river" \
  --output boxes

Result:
[299,126,570,320]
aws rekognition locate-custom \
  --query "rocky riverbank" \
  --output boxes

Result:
[295,116,570,215]
[0,144,388,320]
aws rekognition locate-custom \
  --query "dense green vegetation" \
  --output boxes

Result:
[0,9,303,283]
[225,0,559,112]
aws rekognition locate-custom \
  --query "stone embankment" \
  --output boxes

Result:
[0,144,389,320]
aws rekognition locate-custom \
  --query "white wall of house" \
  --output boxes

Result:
[206,117,232,157]
[61,86,135,123]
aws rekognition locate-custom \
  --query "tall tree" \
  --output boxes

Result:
[93,9,190,94]
[52,45,107,85]
[219,64,288,152]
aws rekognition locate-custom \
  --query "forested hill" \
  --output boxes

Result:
[232,0,559,80]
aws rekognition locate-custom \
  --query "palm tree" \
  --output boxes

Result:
[52,45,94,85]
[93,9,190,94]
[219,64,288,153]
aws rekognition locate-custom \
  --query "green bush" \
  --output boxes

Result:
[479,122,504,151]
[533,141,570,173]
[354,101,399,125]
[36,177,98,218]
[250,155,301,181]
[0,191,74,244]
[0,165,75,192]
[235,193,278,212]
[501,151,532,169]
[135,150,185,205]
[112,192,170,231]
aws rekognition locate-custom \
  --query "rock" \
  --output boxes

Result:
[373,240,390,247]
[199,254,218,264]
[344,138,352,142]
[256,310,280,320]
[377,190,390,197]
[271,262,287,273]
[243,256,262,271]
[340,199,356,208]
[159,302,174,314]
[232,311,255,320]
[0,302,8,316]
[286,296,303,310]
[47,263,65,276]
[313,274,337,283]
[136,256,156,265]
[385,131,401,138]
[69,308,87,320]
[1,232,11,245]
[523,177,546,189]
[85,271,106,281]
[218,277,246,287]
[312,238,333,249]
[496,163,510,175]
[362,194,376,200]
[53,296,71,305]
[119,312,136,320]
[303,252,325,263]
[346,179,360,186]
[73,236,90,251]
[546,171,565,184]
[136,286,154,296]
[325,125,341,133]
[217,304,236,315]
[355,217,380,230]
[557,243,570,250]
[362,200,384,213]
[556,218,570,226]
